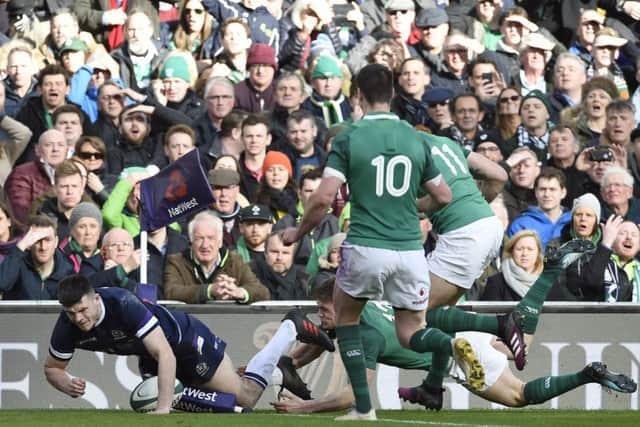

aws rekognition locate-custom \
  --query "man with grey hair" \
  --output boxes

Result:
[550,53,587,121]
[164,210,269,304]
[600,165,640,223]
[599,101,636,147]
[110,11,168,92]
[187,77,236,161]
[269,72,327,149]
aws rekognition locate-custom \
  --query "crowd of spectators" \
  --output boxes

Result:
[0,0,639,303]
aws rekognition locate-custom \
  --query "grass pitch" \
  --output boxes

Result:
[0,409,637,427]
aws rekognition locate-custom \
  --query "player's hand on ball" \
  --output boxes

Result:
[271,390,307,413]
[67,377,86,398]
[150,406,171,415]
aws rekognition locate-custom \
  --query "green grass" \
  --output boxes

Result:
[0,409,638,427]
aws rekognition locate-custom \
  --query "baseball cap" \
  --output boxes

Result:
[415,7,448,28]
[522,33,555,51]
[60,38,89,55]
[239,204,273,223]
[424,88,454,104]
[582,9,605,25]
[385,0,415,11]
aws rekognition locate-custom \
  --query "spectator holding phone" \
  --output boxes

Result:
[468,58,505,126]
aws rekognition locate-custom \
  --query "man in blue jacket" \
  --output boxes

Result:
[507,166,572,250]
[0,214,74,300]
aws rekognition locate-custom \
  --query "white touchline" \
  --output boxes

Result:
[276,413,516,427]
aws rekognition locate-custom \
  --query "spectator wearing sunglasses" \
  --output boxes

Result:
[430,31,483,95]
[492,86,522,151]
[568,9,605,66]
[87,82,127,149]
[171,0,217,62]
[411,7,450,69]
[425,88,454,133]
[73,136,117,207]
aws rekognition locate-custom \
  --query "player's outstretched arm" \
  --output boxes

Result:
[282,176,343,245]
[44,354,86,398]
[272,369,375,413]
[142,328,177,414]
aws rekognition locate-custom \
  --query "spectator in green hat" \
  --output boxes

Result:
[60,38,89,76]
[302,55,352,127]
[159,53,206,119]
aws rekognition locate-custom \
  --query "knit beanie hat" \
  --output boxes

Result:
[263,151,293,177]
[69,202,103,230]
[160,55,191,83]
[247,43,278,70]
[312,55,343,79]
[520,89,551,115]
[572,193,601,224]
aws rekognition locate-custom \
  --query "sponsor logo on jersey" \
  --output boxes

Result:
[111,330,126,340]
[346,349,361,358]
[195,362,210,377]
[182,386,218,402]
[77,337,97,345]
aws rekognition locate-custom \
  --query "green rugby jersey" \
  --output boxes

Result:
[421,133,495,234]
[360,301,432,370]
[326,113,441,250]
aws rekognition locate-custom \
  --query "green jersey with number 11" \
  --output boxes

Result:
[422,133,495,234]
[326,113,442,251]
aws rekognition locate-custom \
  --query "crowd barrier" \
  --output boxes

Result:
[0,301,638,410]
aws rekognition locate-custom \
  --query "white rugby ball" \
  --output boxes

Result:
[130,376,184,413]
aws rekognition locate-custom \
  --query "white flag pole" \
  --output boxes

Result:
[140,230,148,284]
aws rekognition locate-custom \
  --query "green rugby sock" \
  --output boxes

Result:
[409,327,453,355]
[335,325,371,414]
[523,371,590,404]
[427,306,499,335]
[515,264,562,334]
[424,351,449,389]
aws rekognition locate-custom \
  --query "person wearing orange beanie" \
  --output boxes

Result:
[262,151,293,178]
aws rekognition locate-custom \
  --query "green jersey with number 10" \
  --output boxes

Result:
[326,113,442,251]
[421,133,495,234]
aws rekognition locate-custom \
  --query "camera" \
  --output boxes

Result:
[589,148,614,162]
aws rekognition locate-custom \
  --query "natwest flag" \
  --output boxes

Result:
[139,150,214,231]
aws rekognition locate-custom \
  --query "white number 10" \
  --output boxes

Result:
[371,155,411,197]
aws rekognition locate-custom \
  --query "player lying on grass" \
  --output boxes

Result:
[271,272,637,413]
[44,274,335,414]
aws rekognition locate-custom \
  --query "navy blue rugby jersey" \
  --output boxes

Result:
[49,287,190,361]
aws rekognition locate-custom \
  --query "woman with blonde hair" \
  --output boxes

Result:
[481,230,544,301]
